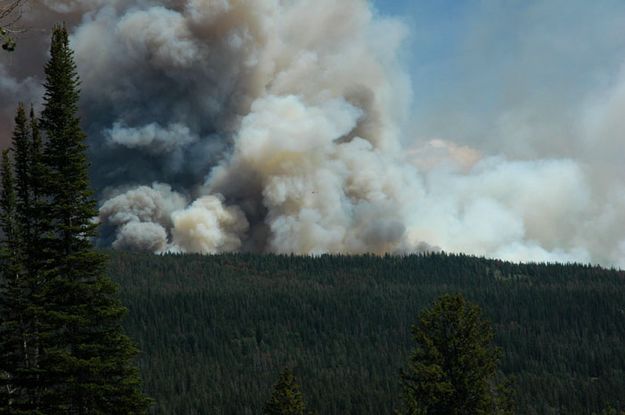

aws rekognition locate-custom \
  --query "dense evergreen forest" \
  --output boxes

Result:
[108,251,625,415]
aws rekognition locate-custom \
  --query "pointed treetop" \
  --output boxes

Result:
[41,23,81,135]
[263,368,307,415]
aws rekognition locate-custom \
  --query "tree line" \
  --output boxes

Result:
[108,251,625,414]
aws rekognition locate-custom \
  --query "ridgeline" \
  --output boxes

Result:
[108,251,625,415]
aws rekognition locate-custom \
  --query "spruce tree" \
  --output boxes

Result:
[33,25,149,414]
[0,110,42,413]
[0,149,20,410]
[399,294,513,415]
[10,104,29,216]
[263,368,307,415]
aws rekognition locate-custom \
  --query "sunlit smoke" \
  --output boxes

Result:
[3,0,625,266]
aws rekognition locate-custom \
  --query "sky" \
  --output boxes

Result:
[3,0,625,266]
[373,0,625,154]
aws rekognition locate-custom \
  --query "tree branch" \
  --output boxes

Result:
[0,0,27,51]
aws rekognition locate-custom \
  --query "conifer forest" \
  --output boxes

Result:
[2,2,625,415]
[110,252,625,414]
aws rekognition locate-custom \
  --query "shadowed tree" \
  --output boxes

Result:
[0,150,19,409]
[0,110,43,412]
[399,294,513,415]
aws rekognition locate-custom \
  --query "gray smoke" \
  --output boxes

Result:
[2,0,625,266]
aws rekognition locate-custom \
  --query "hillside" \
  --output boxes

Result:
[108,252,625,414]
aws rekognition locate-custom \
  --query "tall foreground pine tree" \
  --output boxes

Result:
[0,25,150,414]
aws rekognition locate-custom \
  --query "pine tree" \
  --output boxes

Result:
[0,149,20,410]
[263,369,307,415]
[399,294,513,415]
[27,103,48,282]
[0,109,43,414]
[10,104,29,215]
[32,25,150,414]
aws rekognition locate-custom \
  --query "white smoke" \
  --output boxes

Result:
[171,195,248,254]
[99,183,188,229]
[84,0,421,256]
[106,123,198,153]
[4,0,625,266]
[113,221,169,252]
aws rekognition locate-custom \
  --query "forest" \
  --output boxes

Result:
[2,5,625,415]
[108,251,625,414]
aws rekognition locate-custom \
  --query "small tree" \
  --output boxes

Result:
[399,294,513,415]
[263,368,307,415]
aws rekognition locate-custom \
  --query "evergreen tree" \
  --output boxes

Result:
[263,369,307,415]
[0,112,42,413]
[399,294,513,415]
[0,150,15,408]
[10,104,29,215]
[31,25,150,414]
[27,103,48,280]
[0,150,19,407]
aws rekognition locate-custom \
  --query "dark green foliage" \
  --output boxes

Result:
[10,105,29,216]
[1,25,149,414]
[107,252,625,415]
[0,126,41,413]
[263,369,307,415]
[399,294,512,414]
[31,25,150,414]
[594,408,625,415]
[0,149,18,410]
[0,104,51,415]
[0,150,17,253]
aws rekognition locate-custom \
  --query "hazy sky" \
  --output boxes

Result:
[373,0,625,157]
[4,1,625,265]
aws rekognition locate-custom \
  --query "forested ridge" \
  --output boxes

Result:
[107,251,625,415]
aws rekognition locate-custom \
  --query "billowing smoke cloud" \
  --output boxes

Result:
[3,0,625,266]
[75,0,419,256]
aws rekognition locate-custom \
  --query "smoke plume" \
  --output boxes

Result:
[2,0,625,266]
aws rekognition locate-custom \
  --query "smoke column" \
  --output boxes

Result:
[3,0,625,266]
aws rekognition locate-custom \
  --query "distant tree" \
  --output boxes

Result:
[399,294,513,415]
[0,0,26,51]
[263,368,307,415]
